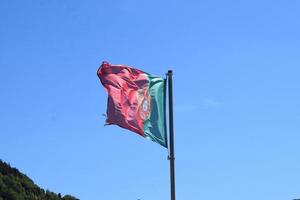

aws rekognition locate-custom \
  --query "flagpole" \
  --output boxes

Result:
[167,70,176,200]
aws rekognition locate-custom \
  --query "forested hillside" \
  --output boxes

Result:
[0,160,78,200]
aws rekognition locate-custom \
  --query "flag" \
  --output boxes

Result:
[97,61,168,148]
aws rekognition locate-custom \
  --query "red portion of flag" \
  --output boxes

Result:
[97,62,149,136]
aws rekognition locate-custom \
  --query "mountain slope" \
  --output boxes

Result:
[0,160,79,200]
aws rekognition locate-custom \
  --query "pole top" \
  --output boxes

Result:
[168,70,173,75]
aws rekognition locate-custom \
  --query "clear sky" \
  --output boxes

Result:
[1,0,300,200]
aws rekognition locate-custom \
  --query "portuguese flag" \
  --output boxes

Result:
[97,61,168,148]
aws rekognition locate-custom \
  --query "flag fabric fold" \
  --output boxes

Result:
[97,61,167,148]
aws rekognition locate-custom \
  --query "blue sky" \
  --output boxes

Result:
[1,0,300,200]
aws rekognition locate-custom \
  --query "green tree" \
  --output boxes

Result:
[0,160,79,200]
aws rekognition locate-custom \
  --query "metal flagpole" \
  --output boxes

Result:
[167,70,176,200]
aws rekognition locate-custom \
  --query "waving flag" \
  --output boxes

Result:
[97,61,167,148]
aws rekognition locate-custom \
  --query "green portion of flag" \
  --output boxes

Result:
[143,75,167,147]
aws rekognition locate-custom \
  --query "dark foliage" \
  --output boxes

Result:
[0,160,79,200]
